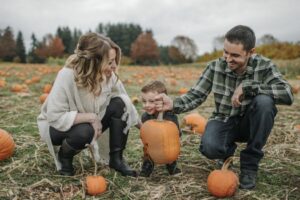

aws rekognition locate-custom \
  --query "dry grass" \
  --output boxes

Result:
[0,62,300,200]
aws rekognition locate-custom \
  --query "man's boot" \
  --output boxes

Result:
[109,117,137,177]
[239,170,257,189]
[58,140,80,176]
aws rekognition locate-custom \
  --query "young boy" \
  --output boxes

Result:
[139,80,181,177]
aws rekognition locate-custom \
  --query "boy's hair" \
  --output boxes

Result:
[225,25,256,52]
[141,80,167,94]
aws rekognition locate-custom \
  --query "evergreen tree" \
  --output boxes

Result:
[28,33,44,63]
[0,26,16,61]
[70,28,82,53]
[96,23,143,56]
[56,26,72,54]
[16,31,26,63]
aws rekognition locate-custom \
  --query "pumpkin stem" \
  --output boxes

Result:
[221,156,233,170]
[157,112,164,121]
[88,145,98,175]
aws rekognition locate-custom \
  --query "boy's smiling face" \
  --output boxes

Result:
[141,91,159,115]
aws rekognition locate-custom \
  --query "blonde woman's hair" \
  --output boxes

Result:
[65,32,121,95]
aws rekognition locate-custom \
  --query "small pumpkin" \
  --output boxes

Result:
[43,84,52,93]
[131,96,139,105]
[178,87,189,95]
[0,128,15,160]
[39,93,49,104]
[86,175,107,196]
[182,113,207,135]
[85,146,107,196]
[140,112,180,164]
[0,79,6,87]
[207,157,238,198]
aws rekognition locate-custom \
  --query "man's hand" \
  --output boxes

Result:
[231,84,244,107]
[154,93,173,111]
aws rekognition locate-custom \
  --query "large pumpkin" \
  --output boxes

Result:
[0,128,15,160]
[86,175,107,196]
[140,112,180,164]
[207,157,238,198]
[182,113,207,135]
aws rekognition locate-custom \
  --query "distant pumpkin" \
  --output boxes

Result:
[43,84,52,93]
[0,128,15,160]
[39,93,49,104]
[178,87,189,95]
[182,113,207,135]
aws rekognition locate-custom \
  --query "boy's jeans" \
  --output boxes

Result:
[200,94,277,172]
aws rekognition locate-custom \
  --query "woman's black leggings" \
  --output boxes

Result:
[49,97,126,150]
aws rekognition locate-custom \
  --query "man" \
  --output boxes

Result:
[155,25,293,189]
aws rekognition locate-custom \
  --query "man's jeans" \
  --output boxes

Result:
[199,94,277,172]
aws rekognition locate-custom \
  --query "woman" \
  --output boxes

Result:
[37,33,139,177]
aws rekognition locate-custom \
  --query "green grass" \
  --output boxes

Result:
[0,61,300,199]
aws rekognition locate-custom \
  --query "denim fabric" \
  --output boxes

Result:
[200,94,277,172]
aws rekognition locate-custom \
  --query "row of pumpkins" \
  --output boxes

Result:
[1,109,237,198]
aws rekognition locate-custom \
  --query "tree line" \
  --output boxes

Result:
[1,24,299,65]
[0,24,198,65]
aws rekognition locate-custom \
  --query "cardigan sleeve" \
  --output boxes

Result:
[46,68,78,131]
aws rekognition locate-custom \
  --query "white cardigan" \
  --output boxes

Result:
[37,67,140,170]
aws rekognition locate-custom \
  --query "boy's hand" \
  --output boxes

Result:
[154,93,173,111]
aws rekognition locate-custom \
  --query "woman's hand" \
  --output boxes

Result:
[91,115,102,140]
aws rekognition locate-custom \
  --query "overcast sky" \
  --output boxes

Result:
[0,0,299,55]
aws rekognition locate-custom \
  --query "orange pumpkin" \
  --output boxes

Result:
[131,96,139,105]
[86,175,107,196]
[182,113,207,135]
[39,93,49,104]
[178,87,189,95]
[10,84,23,92]
[0,79,6,87]
[43,84,52,93]
[140,112,180,164]
[207,157,238,198]
[0,128,15,160]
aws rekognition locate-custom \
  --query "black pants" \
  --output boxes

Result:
[199,94,277,172]
[50,97,126,150]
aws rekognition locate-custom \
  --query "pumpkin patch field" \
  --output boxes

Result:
[0,62,300,199]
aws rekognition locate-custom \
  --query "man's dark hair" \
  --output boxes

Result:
[225,25,256,51]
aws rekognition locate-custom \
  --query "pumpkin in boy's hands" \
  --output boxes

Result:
[182,113,207,135]
[140,112,180,164]
[0,128,15,160]
[86,175,107,196]
[207,157,238,198]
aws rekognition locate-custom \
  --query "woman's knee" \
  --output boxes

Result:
[67,123,94,149]
[108,97,126,118]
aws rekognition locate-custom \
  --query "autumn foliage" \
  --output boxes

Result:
[130,32,160,65]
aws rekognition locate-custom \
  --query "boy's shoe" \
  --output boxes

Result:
[239,170,257,189]
[139,159,154,177]
[166,161,181,175]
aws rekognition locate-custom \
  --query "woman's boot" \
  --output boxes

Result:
[109,117,137,177]
[58,140,80,176]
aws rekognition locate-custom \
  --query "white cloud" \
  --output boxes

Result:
[0,0,299,54]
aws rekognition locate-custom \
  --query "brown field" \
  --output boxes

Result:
[0,62,299,200]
